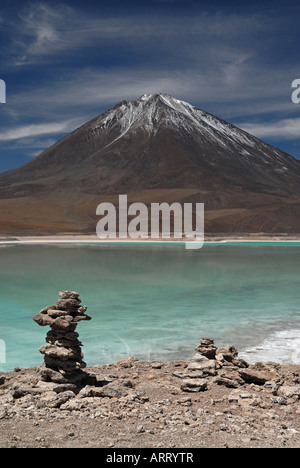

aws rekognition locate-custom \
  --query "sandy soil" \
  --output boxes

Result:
[0,355,299,449]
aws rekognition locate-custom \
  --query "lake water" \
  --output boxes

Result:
[0,243,299,372]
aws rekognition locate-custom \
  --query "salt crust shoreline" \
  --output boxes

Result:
[0,233,300,245]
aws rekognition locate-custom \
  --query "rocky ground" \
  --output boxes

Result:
[0,340,300,449]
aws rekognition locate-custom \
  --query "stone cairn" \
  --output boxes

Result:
[181,337,283,392]
[33,291,92,385]
[181,337,248,392]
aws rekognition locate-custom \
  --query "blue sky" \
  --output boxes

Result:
[0,0,299,173]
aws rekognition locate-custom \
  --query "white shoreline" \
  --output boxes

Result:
[1,237,300,245]
[0,233,300,246]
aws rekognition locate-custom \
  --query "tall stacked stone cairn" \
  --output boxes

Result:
[33,291,92,385]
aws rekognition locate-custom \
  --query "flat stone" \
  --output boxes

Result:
[270,396,287,405]
[185,355,216,378]
[39,345,82,361]
[46,335,82,348]
[195,338,217,359]
[52,316,74,332]
[59,291,81,300]
[214,376,240,388]
[33,313,55,327]
[47,309,70,318]
[46,330,80,342]
[216,346,238,362]
[44,355,86,372]
[49,391,76,408]
[231,358,248,368]
[188,355,216,369]
[278,386,300,398]
[56,298,81,311]
[52,383,79,394]
[79,383,131,399]
[12,387,42,399]
[199,338,215,346]
[72,314,92,323]
[239,368,276,385]
[41,366,87,384]
[39,305,57,314]
[181,378,208,392]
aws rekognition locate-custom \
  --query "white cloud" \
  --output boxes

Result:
[2,3,295,123]
[239,118,300,140]
[1,2,299,159]
[0,118,84,141]
[5,63,297,125]
[12,3,71,65]
[2,3,295,127]
[10,4,169,66]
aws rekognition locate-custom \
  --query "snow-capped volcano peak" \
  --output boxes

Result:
[136,92,196,117]
[83,92,300,185]
[137,92,190,108]
[95,92,205,140]
[93,93,286,164]
[99,92,196,124]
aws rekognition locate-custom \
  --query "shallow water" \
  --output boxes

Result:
[0,243,299,371]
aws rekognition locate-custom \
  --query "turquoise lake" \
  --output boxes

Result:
[0,243,300,372]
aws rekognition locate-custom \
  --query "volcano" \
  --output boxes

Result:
[0,93,299,234]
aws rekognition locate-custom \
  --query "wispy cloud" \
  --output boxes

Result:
[239,118,300,140]
[3,3,295,120]
[5,3,278,68]
[9,3,181,66]
[4,63,297,125]
[0,118,84,141]
[1,1,299,165]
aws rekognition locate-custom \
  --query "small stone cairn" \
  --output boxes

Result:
[181,337,248,392]
[181,337,284,392]
[33,291,91,385]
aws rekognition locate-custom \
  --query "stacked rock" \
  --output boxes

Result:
[181,338,217,392]
[181,337,250,392]
[33,291,92,385]
[195,337,217,359]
